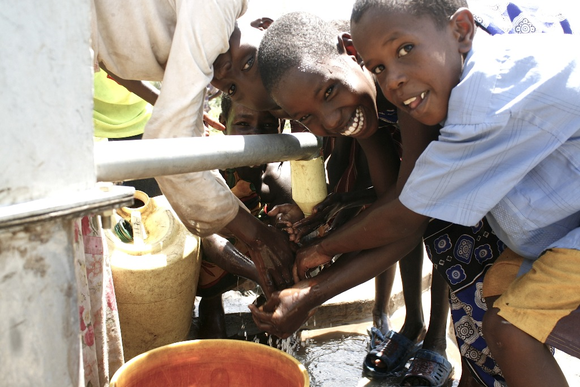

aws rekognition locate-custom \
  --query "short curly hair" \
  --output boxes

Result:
[351,0,468,29]
[258,12,341,95]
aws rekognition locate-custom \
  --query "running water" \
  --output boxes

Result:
[265,332,301,357]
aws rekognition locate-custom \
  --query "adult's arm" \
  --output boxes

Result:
[224,207,294,297]
[138,0,248,236]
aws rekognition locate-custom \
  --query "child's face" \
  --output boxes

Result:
[351,9,472,126]
[212,23,278,112]
[271,55,379,139]
[223,102,281,136]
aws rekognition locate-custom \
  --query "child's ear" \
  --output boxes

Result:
[451,8,475,54]
[250,17,274,30]
[338,33,361,62]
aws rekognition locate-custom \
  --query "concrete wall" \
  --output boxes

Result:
[0,0,94,207]
[0,221,80,386]
[0,1,92,385]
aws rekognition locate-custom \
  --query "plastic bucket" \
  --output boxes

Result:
[110,339,309,387]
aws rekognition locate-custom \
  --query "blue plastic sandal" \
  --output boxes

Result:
[363,329,422,380]
[400,349,454,387]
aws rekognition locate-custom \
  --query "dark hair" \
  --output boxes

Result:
[258,12,341,94]
[351,0,468,28]
[220,93,233,121]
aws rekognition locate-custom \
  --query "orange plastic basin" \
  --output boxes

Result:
[110,339,309,387]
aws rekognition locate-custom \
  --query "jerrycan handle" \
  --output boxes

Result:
[130,210,147,246]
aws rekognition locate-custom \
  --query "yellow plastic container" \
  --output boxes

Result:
[291,156,328,216]
[110,339,309,387]
[105,191,201,360]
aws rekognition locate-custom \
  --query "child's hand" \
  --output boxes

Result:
[202,112,225,132]
[248,281,317,339]
[267,203,304,237]
[293,243,333,282]
[292,189,376,243]
[291,193,346,243]
[246,224,296,297]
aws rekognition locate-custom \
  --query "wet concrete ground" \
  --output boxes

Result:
[204,258,580,387]
[296,291,462,387]
[296,310,580,387]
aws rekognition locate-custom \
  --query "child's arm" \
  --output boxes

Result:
[290,129,404,279]
[250,232,421,338]
[261,161,293,207]
[100,63,160,106]
[289,188,377,244]
[396,110,440,193]
[202,234,259,284]
[293,120,429,279]
[357,126,401,197]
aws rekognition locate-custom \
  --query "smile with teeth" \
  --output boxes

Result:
[341,107,364,136]
[403,92,426,108]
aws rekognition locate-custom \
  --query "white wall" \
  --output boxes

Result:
[0,0,94,206]
[0,1,93,386]
[0,221,80,386]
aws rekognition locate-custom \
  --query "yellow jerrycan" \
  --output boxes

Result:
[104,190,201,360]
[290,155,328,216]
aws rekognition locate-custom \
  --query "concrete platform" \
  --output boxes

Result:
[191,254,580,386]
[192,254,432,337]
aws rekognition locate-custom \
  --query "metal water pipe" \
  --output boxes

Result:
[95,132,322,182]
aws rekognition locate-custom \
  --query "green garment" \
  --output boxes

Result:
[93,70,152,138]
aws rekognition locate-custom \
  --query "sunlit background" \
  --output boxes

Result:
[241,0,579,30]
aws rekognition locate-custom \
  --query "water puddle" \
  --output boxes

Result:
[295,331,421,387]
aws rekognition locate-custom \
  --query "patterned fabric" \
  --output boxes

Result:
[424,218,507,386]
[220,168,262,215]
[332,139,361,194]
[74,215,124,386]
[470,1,573,35]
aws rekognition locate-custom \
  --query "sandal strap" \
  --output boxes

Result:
[402,349,453,387]
[375,330,415,361]
[363,330,420,378]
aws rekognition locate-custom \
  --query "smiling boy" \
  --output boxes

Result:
[253,11,515,386]
[346,1,580,386]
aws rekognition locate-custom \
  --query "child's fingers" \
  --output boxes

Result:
[248,305,275,329]
[248,304,289,338]
[292,264,300,283]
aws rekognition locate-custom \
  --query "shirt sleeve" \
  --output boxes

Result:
[400,115,562,226]
[143,0,248,236]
